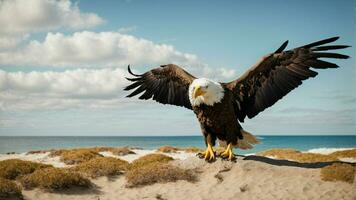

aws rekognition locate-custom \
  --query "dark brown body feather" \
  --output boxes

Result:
[192,90,243,146]
[124,37,349,148]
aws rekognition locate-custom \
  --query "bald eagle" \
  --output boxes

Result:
[124,37,349,161]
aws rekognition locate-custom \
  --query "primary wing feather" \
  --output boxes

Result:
[124,64,196,109]
[225,37,350,122]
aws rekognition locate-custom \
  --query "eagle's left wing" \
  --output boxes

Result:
[224,37,350,122]
[124,64,196,109]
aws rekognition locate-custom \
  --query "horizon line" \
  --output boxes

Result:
[0,134,355,137]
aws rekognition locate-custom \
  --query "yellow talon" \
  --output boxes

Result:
[220,143,235,161]
[198,143,216,162]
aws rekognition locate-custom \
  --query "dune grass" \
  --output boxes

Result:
[76,147,135,156]
[50,147,135,156]
[257,149,340,163]
[49,147,135,165]
[321,163,355,184]
[258,148,356,163]
[126,162,196,187]
[20,168,92,191]
[157,146,203,153]
[156,146,180,153]
[106,147,136,156]
[329,149,356,159]
[50,149,103,165]
[0,178,23,199]
[71,157,129,178]
[26,150,49,155]
[129,154,174,170]
[126,153,196,187]
[0,159,52,180]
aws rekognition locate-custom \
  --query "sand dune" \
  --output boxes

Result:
[19,156,355,200]
[1,148,355,200]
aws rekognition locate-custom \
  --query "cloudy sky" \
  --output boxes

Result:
[0,0,355,136]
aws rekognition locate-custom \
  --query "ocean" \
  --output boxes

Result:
[0,135,355,154]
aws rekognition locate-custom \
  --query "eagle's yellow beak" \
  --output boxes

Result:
[193,86,206,98]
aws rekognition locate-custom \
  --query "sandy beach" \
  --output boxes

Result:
[0,147,355,200]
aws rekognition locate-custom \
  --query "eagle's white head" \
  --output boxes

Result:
[188,78,224,107]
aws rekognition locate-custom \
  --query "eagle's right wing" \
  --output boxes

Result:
[124,64,197,109]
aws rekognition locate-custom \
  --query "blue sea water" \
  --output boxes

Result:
[0,136,355,154]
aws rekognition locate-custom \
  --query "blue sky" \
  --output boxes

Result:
[0,0,355,136]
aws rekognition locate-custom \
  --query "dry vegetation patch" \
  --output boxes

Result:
[329,149,356,159]
[320,163,355,184]
[26,150,49,155]
[71,157,129,178]
[157,146,202,153]
[50,149,103,165]
[0,159,52,180]
[129,154,174,170]
[126,153,195,187]
[257,149,340,163]
[77,147,136,156]
[20,168,92,191]
[182,147,204,153]
[106,147,136,156]
[49,147,135,165]
[0,178,23,200]
[157,146,180,153]
[126,163,196,187]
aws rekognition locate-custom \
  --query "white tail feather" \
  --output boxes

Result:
[218,130,260,149]
[236,130,260,150]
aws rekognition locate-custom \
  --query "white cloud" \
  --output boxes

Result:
[0,0,104,35]
[0,35,29,50]
[0,68,127,98]
[0,31,201,68]
[0,29,239,110]
[0,31,236,80]
[0,68,130,110]
[0,65,237,111]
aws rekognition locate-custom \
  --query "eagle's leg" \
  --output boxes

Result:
[220,143,235,161]
[197,143,216,161]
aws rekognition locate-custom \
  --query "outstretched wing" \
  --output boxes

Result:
[124,64,197,109]
[225,37,350,122]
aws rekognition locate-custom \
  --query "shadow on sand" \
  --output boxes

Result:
[238,155,356,168]
[38,185,102,196]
